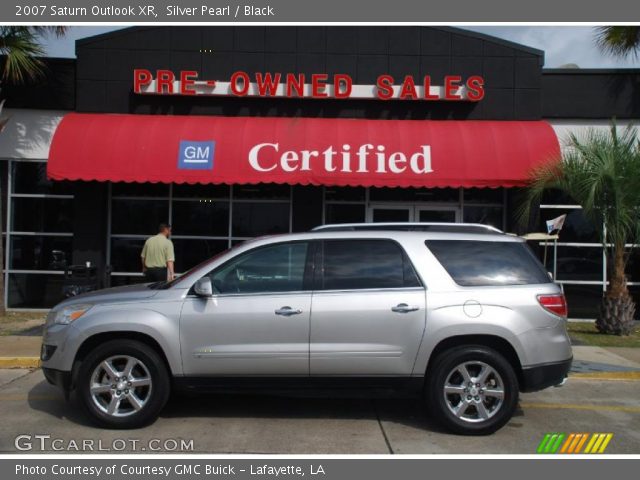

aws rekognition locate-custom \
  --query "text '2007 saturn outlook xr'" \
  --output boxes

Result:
[41,223,572,435]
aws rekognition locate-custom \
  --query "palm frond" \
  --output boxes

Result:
[595,26,640,58]
[0,26,46,83]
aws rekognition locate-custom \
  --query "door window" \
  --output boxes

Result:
[209,242,309,294]
[319,240,421,290]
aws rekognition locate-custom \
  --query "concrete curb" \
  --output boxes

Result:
[570,371,640,381]
[0,357,41,369]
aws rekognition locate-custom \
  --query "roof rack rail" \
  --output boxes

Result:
[311,223,504,234]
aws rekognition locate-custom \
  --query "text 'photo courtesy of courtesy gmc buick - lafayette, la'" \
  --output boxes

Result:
[40,223,572,435]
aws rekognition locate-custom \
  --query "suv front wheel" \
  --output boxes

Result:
[76,339,170,428]
[427,345,519,435]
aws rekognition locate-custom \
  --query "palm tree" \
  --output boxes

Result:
[0,26,67,315]
[596,26,640,59]
[1,27,66,82]
[520,124,640,335]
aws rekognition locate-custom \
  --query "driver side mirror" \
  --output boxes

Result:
[194,277,214,297]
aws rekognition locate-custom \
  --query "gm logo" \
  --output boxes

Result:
[178,140,215,170]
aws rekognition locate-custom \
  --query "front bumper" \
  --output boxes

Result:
[520,357,572,392]
[42,367,73,396]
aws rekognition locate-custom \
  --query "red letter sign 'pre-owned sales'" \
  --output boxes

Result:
[133,69,485,101]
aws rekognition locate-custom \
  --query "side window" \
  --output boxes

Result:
[425,240,552,286]
[320,239,421,290]
[210,242,309,294]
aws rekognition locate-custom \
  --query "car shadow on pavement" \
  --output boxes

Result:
[160,392,458,435]
[27,379,525,434]
[27,379,95,428]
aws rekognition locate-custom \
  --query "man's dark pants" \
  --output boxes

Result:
[144,267,167,282]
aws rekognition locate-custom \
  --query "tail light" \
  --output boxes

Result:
[537,294,568,318]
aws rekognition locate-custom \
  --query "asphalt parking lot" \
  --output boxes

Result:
[0,369,638,454]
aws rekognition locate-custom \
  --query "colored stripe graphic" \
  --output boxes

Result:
[539,433,613,454]
[597,433,614,453]
[584,433,614,454]
[560,433,587,453]
[537,433,552,453]
[550,433,565,453]
[573,434,589,453]
[537,433,565,453]
[560,433,575,453]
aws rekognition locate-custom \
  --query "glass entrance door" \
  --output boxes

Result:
[370,206,412,223]
[368,205,460,223]
[415,206,460,222]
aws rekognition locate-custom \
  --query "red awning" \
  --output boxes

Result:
[48,113,559,188]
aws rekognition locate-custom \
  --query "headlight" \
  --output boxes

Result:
[53,304,93,325]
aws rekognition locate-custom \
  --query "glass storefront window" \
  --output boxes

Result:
[173,239,229,272]
[171,200,229,236]
[9,235,72,271]
[538,208,599,243]
[172,183,230,198]
[12,162,74,195]
[5,160,75,309]
[232,202,290,237]
[463,206,503,229]
[111,182,169,197]
[111,198,170,235]
[1,161,8,232]
[109,183,292,274]
[370,187,459,202]
[555,246,603,281]
[11,197,74,232]
[464,188,503,204]
[233,184,291,199]
[110,238,145,272]
[562,284,604,320]
[624,248,640,283]
[7,273,66,308]
[324,187,366,202]
[541,188,578,206]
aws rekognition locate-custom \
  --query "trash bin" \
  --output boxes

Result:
[63,264,99,298]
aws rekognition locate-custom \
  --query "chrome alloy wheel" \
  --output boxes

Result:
[442,360,505,423]
[89,355,153,417]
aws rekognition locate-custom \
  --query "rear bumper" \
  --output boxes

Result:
[520,357,572,392]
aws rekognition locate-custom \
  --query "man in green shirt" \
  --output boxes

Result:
[141,223,175,282]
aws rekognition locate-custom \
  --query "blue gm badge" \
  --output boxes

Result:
[178,140,215,170]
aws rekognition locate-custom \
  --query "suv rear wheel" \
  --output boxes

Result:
[426,345,518,435]
[76,339,170,428]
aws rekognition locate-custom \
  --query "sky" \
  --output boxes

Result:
[40,26,639,69]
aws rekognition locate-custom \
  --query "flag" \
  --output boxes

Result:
[546,214,566,234]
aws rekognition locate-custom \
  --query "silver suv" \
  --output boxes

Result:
[41,224,572,435]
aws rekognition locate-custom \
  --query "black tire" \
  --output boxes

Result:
[426,345,519,435]
[76,339,170,429]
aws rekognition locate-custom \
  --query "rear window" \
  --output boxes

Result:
[425,240,551,286]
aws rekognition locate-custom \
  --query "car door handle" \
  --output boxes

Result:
[391,303,420,313]
[275,306,303,316]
